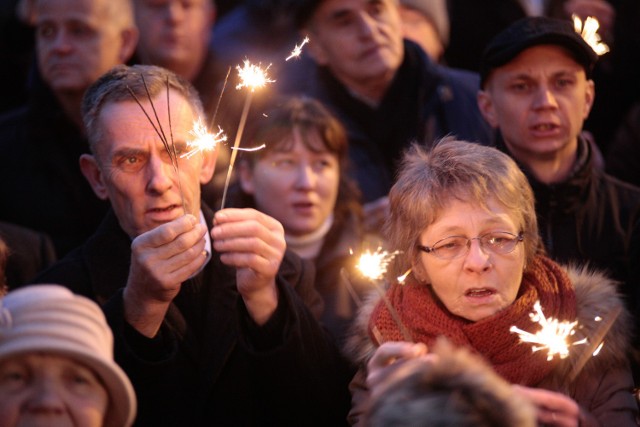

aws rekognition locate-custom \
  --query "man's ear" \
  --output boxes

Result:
[237,160,255,195]
[79,154,110,200]
[583,79,595,120]
[118,27,139,63]
[477,90,499,128]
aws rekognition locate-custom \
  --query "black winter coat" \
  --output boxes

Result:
[35,206,353,426]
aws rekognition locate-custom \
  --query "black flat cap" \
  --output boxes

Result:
[479,17,599,87]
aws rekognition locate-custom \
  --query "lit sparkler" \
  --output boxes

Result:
[510,300,586,361]
[234,60,275,91]
[220,60,275,209]
[356,248,413,342]
[286,36,310,61]
[181,117,228,159]
[573,15,609,56]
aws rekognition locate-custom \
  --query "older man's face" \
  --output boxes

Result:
[307,0,404,101]
[35,0,135,95]
[88,90,216,238]
[133,0,213,81]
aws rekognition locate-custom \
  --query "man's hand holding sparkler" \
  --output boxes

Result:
[124,214,209,337]
[212,208,285,326]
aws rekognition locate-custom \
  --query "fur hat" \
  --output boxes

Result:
[399,0,450,46]
[0,285,136,427]
[480,16,599,87]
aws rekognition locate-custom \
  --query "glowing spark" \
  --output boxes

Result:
[592,341,604,356]
[181,117,228,159]
[286,36,310,61]
[232,143,266,152]
[356,248,400,281]
[573,15,609,55]
[354,248,411,342]
[235,60,275,91]
[510,301,584,361]
[397,268,412,284]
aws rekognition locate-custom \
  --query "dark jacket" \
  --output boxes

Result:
[35,206,352,426]
[606,102,640,188]
[498,135,640,320]
[0,84,109,258]
[279,40,493,203]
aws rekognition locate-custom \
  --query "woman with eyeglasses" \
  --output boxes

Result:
[347,139,637,426]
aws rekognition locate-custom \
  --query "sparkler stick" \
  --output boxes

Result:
[125,79,187,213]
[356,248,413,342]
[219,60,275,210]
[166,77,187,214]
[566,305,622,382]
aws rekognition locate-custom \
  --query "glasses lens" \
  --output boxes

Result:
[481,232,520,254]
[432,236,468,259]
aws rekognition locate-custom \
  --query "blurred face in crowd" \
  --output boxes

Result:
[478,45,594,166]
[398,5,443,61]
[80,90,216,238]
[416,198,525,322]
[306,0,404,103]
[0,353,109,427]
[35,0,137,96]
[239,129,340,236]
[133,0,214,81]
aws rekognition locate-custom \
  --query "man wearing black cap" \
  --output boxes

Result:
[478,17,640,374]
[284,0,492,230]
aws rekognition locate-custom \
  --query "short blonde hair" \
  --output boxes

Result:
[385,138,540,275]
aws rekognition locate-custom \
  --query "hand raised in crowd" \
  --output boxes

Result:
[124,214,208,337]
[513,385,580,427]
[366,341,429,391]
[212,208,286,325]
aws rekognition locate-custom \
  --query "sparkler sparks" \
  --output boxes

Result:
[573,15,609,55]
[355,248,413,342]
[356,248,400,281]
[510,301,586,361]
[235,60,275,91]
[181,117,228,159]
[286,36,310,61]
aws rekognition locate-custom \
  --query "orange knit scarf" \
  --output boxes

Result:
[368,255,576,386]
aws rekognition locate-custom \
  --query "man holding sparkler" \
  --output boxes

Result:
[347,139,637,426]
[477,16,640,377]
[35,65,352,426]
[287,0,492,230]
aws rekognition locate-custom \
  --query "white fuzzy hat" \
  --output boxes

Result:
[0,285,137,427]
[399,0,450,46]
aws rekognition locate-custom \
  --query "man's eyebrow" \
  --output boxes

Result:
[112,147,146,158]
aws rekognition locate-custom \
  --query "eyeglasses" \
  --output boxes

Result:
[417,231,524,260]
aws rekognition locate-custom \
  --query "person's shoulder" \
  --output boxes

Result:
[0,105,28,146]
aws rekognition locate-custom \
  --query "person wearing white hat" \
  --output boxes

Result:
[0,285,136,427]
